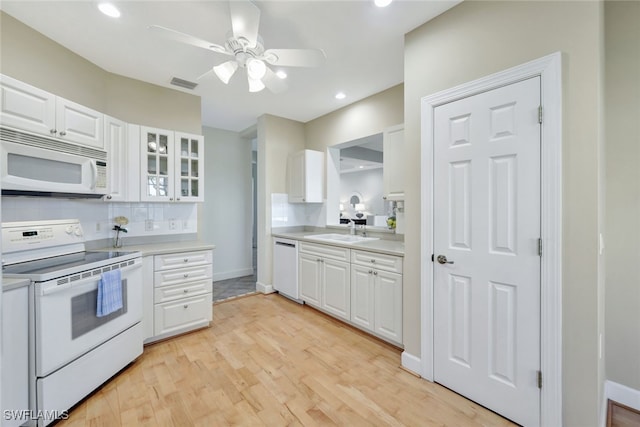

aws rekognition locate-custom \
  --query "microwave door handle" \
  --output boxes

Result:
[90,159,97,190]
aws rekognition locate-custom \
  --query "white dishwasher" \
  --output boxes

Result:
[273,238,301,303]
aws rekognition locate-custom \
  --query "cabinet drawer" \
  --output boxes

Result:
[154,294,212,336]
[154,250,213,271]
[154,264,213,288]
[154,279,212,303]
[351,250,403,274]
[299,242,350,262]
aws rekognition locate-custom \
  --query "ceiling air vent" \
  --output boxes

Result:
[170,77,198,90]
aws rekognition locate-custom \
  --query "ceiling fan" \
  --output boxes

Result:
[149,0,326,93]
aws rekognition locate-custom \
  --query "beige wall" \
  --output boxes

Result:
[305,84,404,150]
[605,1,640,391]
[404,1,604,426]
[0,12,201,133]
[256,114,305,288]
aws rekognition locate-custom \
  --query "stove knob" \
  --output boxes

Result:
[65,226,74,234]
[74,227,83,237]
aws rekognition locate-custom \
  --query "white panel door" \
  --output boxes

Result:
[433,77,541,427]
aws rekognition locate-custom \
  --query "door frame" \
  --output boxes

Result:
[420,52,562,426]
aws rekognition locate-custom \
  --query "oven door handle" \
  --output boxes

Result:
[40,261,141,296]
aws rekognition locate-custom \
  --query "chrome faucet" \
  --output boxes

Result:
[348,219,356,235]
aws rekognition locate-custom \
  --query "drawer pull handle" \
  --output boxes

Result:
[371,259,376,263]
[368,270,373,274]
[183,274,189,278]
[183,304,189,308]
[183,289,189,293]
[183,258,189,262]
[374,271,378,276]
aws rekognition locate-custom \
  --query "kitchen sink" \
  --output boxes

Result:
[304,233,379,244]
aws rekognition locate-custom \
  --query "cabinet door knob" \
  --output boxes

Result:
[183,304,189,308]
[371,259,376,263]
[183,258,189,262]
[373,271,378,276]
[169,197,174,201]
[50,129,57,134]
[183,273,189,278]
[368,270,373,274]
[183,289,189,293]
[59,131,66,136]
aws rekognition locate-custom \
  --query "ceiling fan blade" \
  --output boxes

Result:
[229,0,261,48]
[262,68,288,94]
[148,25,228,54]
[196,68,216,81]
[262,49,326,68]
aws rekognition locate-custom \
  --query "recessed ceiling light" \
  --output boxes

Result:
[98,2,121,18]
[335,92,346,100]
[276,70,287,79]
[374,0,393,7]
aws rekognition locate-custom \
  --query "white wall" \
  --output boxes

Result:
[201,126,253,281]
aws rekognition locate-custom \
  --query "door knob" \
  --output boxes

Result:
[436,255,454,265]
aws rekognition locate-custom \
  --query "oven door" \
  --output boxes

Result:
[34,260,142,377]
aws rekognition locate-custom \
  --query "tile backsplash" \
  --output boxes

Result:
[271,193,326,228]
[1,197,198,242]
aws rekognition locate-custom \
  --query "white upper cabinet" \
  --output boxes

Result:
[382,124,404,201]
[288,149,324,203]
[0,74,56,136]
[104,116,128,201]
[140,126,204,202]
[174,132,204,202]
[55,97,104,149]
[0,74,104,149]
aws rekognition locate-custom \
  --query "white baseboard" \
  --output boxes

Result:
[212,268,254,282]
[401,351,422,376]
[256,281,274,294]
[606,380,640,411]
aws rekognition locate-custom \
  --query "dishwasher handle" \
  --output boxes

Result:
[275,241,296,248]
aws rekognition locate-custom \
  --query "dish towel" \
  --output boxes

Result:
[97,269,123,317]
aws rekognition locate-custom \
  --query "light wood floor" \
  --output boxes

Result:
[58,294,515,426]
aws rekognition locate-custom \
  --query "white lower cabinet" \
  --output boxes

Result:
[298,243,350,321]
[351,249,403,345]
[297,241,403,345]
[145,249,213,343]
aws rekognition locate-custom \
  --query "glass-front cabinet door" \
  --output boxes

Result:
[140,126,174,202]
[175,132,204,202]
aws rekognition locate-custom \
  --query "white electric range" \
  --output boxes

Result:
[2,219,143,426]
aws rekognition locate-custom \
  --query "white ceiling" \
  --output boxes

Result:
[0,0,460,132]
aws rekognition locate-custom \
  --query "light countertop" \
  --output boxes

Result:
[105,241,215,257]
[271,231,404,257]
[2,277,30,291]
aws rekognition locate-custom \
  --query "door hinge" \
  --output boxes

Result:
[538,105,543,124]
[538,238,543,257]
[537,370,543,389]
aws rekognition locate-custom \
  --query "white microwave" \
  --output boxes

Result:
[0,127,108,198]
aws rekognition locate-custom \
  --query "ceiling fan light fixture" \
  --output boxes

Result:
[246,58,267,80]
[276,70,287,79]
[213,61,239,84]
[248,76,265,93]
